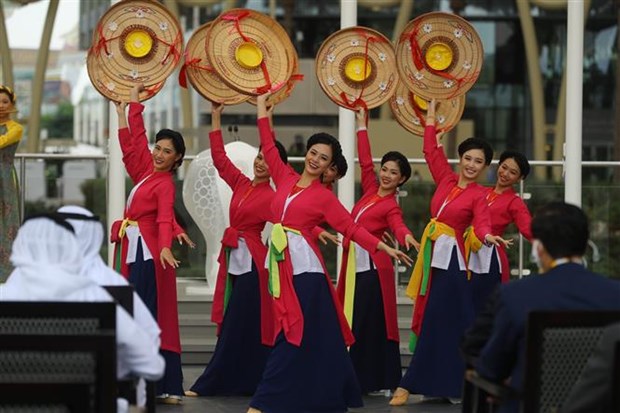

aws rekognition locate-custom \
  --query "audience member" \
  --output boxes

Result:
[0,214,164,413]
[475,201,620,413]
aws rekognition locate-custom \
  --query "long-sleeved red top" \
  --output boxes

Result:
[114,102,180,354]
[208,129,276,344]
[336,129,413,342]
[257,117,381,347]
[480,186,532,282]
[423,125,492,260]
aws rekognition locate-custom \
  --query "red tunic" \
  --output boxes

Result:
[114,102,180,354]
[208,129,276,344]
[411,125,492,337]
[336,129,412,342]
[483,186,532,282]
[258,117,380,347]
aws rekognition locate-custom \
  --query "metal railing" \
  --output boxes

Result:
[13,153,620,281]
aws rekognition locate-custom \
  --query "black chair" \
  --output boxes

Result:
[613,341,620,413]
[465,310,620,413]
[0,302,117,413]
[103,285,156,413]
[103,285,134,316]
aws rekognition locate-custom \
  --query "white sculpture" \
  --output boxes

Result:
[182,141,260,292]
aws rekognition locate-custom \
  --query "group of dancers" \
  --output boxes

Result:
[112,83,532,411]
[0,80,533,411]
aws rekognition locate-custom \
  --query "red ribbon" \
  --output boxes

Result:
[405,23,480,99]
[221,10,274,95]
[337,29,385,111]
[178,53,214,89]
[159,31,183,67]
[90,23,121,57]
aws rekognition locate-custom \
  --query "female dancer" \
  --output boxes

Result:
[186,103,287,397]
[113,83,185,404]
[390,99,509,405]
[337,108,419,394]
[248,94,412,413]
[468,150,532,312]
[0,85,23,282]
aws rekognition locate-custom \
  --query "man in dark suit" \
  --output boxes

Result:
[474,201,620,413]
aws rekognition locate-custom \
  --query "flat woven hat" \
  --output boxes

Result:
[206,9,297,96]
[87,0,183,100]
[395,12,483,100]
[389,80,465,136]
[179,22,249,105]
[315,26,398,110]
[87,53,164,102]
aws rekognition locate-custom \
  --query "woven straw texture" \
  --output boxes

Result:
[315,26,398,110]
[395,12,483,100]
[206,9,296,96]
[182,21,249,105]
[389,81,464,136]
[87,0,183,101]
[87,53,163,102]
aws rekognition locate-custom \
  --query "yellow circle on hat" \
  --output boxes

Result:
[344,56,372,82]
[425,42,453,71]
[413,94,428,110]
[124,29,153,58]
[235,42,263,69]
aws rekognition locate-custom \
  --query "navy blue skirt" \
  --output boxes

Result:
[128,241,184,397]
[250,272,363,413]
[190,265,271,396]
[399,249,475,398]
[349,269,402,394]
[471,250,502,315]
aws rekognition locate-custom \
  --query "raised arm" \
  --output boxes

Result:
[115,84,153,183]
[0,121,22,149]
[356,108,378,195]
[423,99,454,185]
[256,93,296,186]
[209,103,247,189]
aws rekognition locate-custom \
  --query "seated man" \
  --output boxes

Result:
[0,214,165,412]
[475,201,620,413]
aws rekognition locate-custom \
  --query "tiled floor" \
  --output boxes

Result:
[156,367,462,413]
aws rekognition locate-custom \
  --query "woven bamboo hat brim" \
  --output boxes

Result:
[389,80,465,136]
[180,22,249,105]
[206,8,297,96]
[395,12,483,100]
[87,52,164,102]
[87,0,184,97]
[315,26,398,110]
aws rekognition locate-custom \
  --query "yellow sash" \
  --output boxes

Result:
[117,218,138,239]
[268,223,301,298]
[463,226,484,279]
[405,218,456,299]
[342,243,357,328]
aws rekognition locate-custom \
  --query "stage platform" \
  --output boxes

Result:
[156,366,461,413]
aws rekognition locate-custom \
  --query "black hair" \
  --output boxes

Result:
[306,132,342,165]
[531,201,589,259]
[23,213,75,234]
[458,137,493,166]
[155,129,185,171]
[0,85,16,104]
[258,141,288,164]
[381,151,411,184]
[334,153,348,178]
[499,150,530,179]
